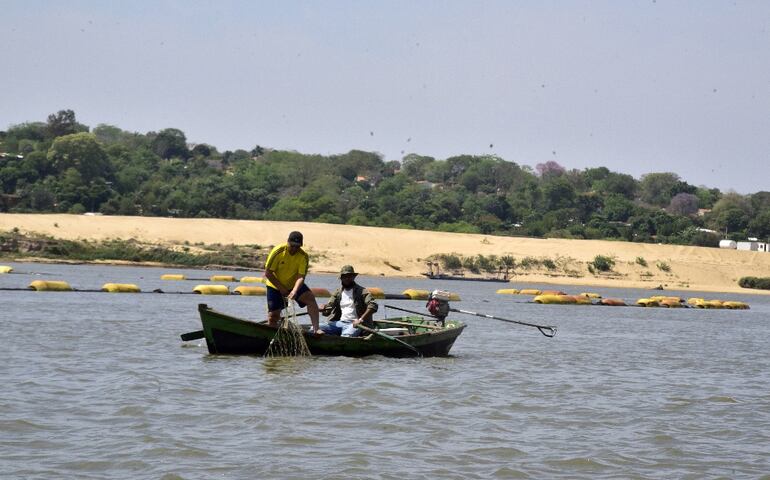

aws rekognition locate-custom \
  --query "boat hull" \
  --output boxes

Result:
[198,304,465,358]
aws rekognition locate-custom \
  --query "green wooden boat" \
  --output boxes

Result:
[196,303,466,357]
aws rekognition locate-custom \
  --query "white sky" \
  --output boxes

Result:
[2,1,769,193]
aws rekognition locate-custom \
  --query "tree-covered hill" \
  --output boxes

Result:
[2,110,769,245]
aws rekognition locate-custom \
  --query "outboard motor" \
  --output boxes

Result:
[426,289,451,325]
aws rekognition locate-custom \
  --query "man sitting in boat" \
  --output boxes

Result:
[319,265,378,337]
[264,231,321,334]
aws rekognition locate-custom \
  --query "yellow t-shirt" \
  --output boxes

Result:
[264,243,309,290]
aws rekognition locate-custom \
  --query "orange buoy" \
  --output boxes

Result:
[233,286,266,296]
[600,298,626,306]
[541,289,566,295]
[366,287,385,299]
[570,295,593,305]
[311,287,331,298]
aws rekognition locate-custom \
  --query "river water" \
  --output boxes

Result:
[2,262,769,479]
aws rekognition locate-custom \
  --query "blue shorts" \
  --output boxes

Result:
[266,283,310,312]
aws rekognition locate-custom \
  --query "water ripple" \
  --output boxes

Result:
[3,266,770,478]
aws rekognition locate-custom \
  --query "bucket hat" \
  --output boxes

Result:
[339,265,358,277]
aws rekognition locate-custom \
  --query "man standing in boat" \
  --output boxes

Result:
[264,231,321,334]
[319,265,378,337]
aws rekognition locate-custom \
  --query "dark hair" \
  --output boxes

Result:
[288,231,303,246]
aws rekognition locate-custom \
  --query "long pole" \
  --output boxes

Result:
[384,304,439,318]
[449,308,557,338]
[357,324,422,356]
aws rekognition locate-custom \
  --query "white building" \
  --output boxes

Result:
[736,241,769,252]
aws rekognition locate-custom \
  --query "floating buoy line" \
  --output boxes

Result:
[0,277,460,300]
[495,288,750,309]
[1,266,750,308]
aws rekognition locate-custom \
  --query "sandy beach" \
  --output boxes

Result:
[3,213,770,295]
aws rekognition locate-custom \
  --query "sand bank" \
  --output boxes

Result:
[3,213,770,295]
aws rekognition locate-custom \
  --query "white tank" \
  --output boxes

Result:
[719,240,737,249]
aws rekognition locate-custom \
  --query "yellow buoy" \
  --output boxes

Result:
[402,289,430,300]
[29,280,73,291]
[722,301,749,310]
[636,298,659,307]
[233,285,266,296]
[533,294,576,304]
[703,299,724,309]
[580,292,602,298]
[239,276,265,283]
[687,297,704,306]
[446,292,461,301]
[193,284,230,295]
[366,287,385,299]
[692,299,707,308]
[519,289,541,296]
[161,274,186,281]
[210,275,237,282]
[651,296,682,303]
[496,288,520,295]
[0,265,13,274]
[101,283,141,293]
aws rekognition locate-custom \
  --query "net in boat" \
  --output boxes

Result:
[264,301,311,358]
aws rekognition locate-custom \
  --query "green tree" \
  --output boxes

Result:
[708,192,752,233]
[47,133,112,181]
[695,187,721,210]
[639,172,680,207]
[750,191,770,213]
[401,154,434,180]
[542,177,576,210]
[150,128,189,159]
[748,210,770,239]
[46,109,88,138]
[594,172,637,199]
[603,194,636,222]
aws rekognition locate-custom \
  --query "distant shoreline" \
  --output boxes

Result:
[3,213,770,295]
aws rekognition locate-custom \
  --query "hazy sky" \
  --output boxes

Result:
[2,1,769,193]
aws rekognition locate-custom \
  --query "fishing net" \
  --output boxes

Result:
[264,300,311,358]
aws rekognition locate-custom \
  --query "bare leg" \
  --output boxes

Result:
[267,309,281,327]
[297,290,320,331]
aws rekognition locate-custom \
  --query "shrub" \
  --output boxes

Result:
[591,255,615,272]
[635,256,648,267]
[69,203,87,214]
[462,256,480,274]
[437,254,462,270]
[739,276,770,290]
[519,256,538,269]
[656,261,671,272]
[542,258,557,270]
